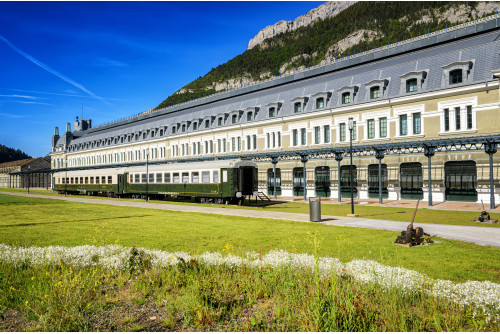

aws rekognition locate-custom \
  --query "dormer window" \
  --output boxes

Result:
[182,124,186,132]
[342,92,351,104]
[218,117,223,126]
[159,129,164,136]
[294,102,302,113]
[316,98,324,109]
[247,112,253,121]
[232,114,238,124]
[449,69,463,85]
[406,79,418,93]
[172,126,176,134]
[193,122,198,130]
[269,107,276,117]
[205,120,209,128]
[370,86,380,99]
[142,133,146,139]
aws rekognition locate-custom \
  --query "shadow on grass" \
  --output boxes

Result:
[0,215,154,228]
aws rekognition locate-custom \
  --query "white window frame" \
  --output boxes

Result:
[438,97,477,135]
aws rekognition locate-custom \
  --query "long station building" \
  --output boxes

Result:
[50,16,500,206]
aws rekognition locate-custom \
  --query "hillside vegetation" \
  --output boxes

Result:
[0,144,31,163]
[155,1,492,109]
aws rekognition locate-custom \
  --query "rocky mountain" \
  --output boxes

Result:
[248,1,356,50]
[155,1,500,110]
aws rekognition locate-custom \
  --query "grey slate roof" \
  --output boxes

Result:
[56,20,500,153]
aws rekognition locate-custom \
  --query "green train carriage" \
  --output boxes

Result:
[53,159,258,203]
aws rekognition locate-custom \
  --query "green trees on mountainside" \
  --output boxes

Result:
[155,1,481,110]
[0,144,31,163]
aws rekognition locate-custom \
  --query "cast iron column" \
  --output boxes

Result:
[349,128,354,215]
[424,145,435,207]
[272,157,278,200]
[485,140,497,209]
[375,150,385,204]
[301,155,308,201]
[335,152,343,203]
[146,151,149,202]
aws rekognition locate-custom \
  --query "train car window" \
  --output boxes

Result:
[80,177,84,184]
[213,171,219,183]
[156,173,162,183]
[96,177,100,184]
[223,170,228,182]
[90,177,94,184]
[102,176,106,184]
[108,176,112,184]
[85,177,88,184]
[182,172,189,183]
[141,174,147,183]
[192,172,199,183]
[75,177,78,184]
[149,173,154,183]
[134,174,140,183]
[202,171,210,183]
[173,173,179,183]
[70,177,74,184]
[164,173,171,183]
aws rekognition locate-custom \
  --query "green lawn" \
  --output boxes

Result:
[2,188,499,228]
[0,193,499,283]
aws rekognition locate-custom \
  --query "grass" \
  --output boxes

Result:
[0,258,497,331]
[0,194,499,283]
[2,188,499,228]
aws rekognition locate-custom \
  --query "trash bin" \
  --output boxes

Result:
[309,197,321,222]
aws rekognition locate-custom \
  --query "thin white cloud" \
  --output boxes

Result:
[0,34,113,106]
[0,87,127,101]
[0,94,45,100]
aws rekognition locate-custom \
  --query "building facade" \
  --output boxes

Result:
[50,17,500,206]
[0,158,51,189]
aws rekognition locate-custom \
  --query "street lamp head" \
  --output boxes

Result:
[348,117,354,130]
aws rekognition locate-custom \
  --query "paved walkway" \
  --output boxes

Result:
[2,191,500,248]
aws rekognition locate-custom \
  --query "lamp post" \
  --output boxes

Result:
[64,159,67,197]
[348,117,355,216]
[146,151,149,202]
[27,165,31,194]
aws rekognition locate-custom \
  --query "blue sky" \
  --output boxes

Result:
[0,1,324,158]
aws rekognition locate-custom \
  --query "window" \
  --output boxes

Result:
[156,173,162,183]
[223,138,226,152]
[253,134,257,150]
[294,102,302,113]
[182,124,186,132]
[238,137,241,151]
[316,98,324,109]
[400,115,407,136]
[213,170,219,183]
[231,137,236,151]
[293,129,298,146]
[182,172,189,183]
[370,86,380,99]
[143,133,146,139]
[218,117,223,126]
[173,173,179,183]
[141,174,147,183]
[247,112,253,121]
[277,132,281,147]
[134,174,139,183]
[449,69,463,85]
[413,113,421,134]
[159,129,164,136]
[351,121,357,140]
[95,177,99,184]
[172,127,176,134]
[367,119,375,139]
[406,79,418,93]
[232,114,238,124]
[193,122,197,130]
[210,140,213,153]
[191,172,199,183]
[204,120,209,128]
[444,108,450,131]
[339,123,346,142]
[164,173,171,183]
[314,126,320,144]
[379,117,387,137]
[195,171,206,183]
[149,173,154,183]
[467,105,473,129]
[269,107,276,118]
[342,92,351,104]
[246,135,251,150]
[455,107,461,130]
[266,133,270,148]
[301,128,306,145]
[323,125,330,143]
[218,139,221,153]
